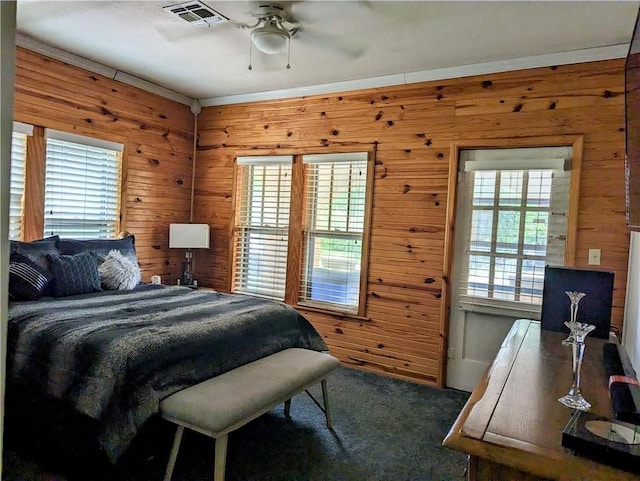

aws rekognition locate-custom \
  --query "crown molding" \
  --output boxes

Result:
[14,33,629,109]
[15,33,193,106]
[200,43,629,107]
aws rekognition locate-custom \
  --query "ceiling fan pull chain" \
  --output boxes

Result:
[286,36,291,70]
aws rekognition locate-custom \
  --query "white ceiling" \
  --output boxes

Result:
[15,1,640,105]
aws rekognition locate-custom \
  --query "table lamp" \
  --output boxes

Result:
[169,223,210,286]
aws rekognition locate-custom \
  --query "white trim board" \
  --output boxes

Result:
[15,33,192,106]
[15,33,628,108]
[202,43,628,106]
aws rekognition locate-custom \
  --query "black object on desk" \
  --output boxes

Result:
[540,266,614,339]
[603,342,640,425]
[562,410,640,474]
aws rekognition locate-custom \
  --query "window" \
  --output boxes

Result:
[9,122,32,240]
[44,129,123,239]
[232,152,372,314]
[458,147,571,312]
[233,156,293,299]
[299,153,368,313]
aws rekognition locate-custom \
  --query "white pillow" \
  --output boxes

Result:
[99,249,141,290]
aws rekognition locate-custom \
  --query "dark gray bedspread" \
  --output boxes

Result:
[7,285,327,462]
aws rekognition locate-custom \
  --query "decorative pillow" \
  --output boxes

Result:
[99,249,142,290]
[10,235,60,296]
[48,252,102,297]
[9,253,52,300]
[57,235,138,266]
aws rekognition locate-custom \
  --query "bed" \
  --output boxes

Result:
[6,236,327,464]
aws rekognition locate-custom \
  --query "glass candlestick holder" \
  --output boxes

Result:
[562,291,586,345]
[558,321,596,411]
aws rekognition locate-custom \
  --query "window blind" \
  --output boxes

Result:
[232,156,293,300]
[299,152,368,313]
[9,131,27,241]
[458,147,571,312]
[44,136,122,239]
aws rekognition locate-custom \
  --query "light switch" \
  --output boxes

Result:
[588,248,601,265]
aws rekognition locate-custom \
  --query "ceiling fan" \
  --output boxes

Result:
[163,0,364,70]
[241,3,299,70]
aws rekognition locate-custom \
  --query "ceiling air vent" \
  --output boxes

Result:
[163,1,228,27]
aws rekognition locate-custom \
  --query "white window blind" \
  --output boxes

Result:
[299,152,368,313]
[9,131,28,240]
[458,147,571,312]
[232,155,293,300]
[44,133,123,239]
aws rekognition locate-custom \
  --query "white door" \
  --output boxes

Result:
[446,146,572,392]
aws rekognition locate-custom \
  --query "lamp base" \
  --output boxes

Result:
[181,248,194,286]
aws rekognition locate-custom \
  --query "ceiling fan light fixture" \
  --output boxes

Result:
[251,21,289,54]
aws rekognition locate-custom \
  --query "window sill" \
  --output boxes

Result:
[294,303,370,322]
[459,295,541,320]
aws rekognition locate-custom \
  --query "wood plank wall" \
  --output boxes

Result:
[193,60,629,387]
[12,48,194,282]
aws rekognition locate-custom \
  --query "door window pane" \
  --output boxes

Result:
[460,153,569,307]
[498,171,523,207]
[496,211,520,254]
[470,210,493,252]
[472,171,496,206]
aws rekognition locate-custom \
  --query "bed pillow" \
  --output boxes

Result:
[10,235,60,270]
[99,249,142,290]
[9,253,52,300]
[48,252,102,297]
[57,235,138,266]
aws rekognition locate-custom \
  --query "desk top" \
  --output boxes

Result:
[443,319,640,481]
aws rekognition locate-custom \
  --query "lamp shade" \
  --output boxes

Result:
[251,20,288,54]
[169,223,210,249]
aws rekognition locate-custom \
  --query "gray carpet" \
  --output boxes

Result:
[3,366,470,481]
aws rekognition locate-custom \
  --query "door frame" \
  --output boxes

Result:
[439,135,583,387]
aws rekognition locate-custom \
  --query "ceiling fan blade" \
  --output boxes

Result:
[294,27,365,60]
[289,0,371,25]
[154,22,233,42]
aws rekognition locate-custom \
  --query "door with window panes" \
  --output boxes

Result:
[447,146,571,391]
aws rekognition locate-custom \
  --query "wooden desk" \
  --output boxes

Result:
[443,319,640,481]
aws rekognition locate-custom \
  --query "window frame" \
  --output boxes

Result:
[8,122,33,241]
[43,129,124,239]
[230,148,375,318]
[6,125,127,242]
[232,155,293,300]
[298,152,370,314]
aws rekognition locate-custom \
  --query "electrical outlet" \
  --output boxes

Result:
[588,248,601,265]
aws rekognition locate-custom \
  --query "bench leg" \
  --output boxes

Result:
[164,425,184,481]
[321,379,333,429]
[214,434,228,481]
[284,398,292,418]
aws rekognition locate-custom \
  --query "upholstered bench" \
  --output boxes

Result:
[160,348,341,481]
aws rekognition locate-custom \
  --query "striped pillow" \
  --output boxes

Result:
[9,253,51,300]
